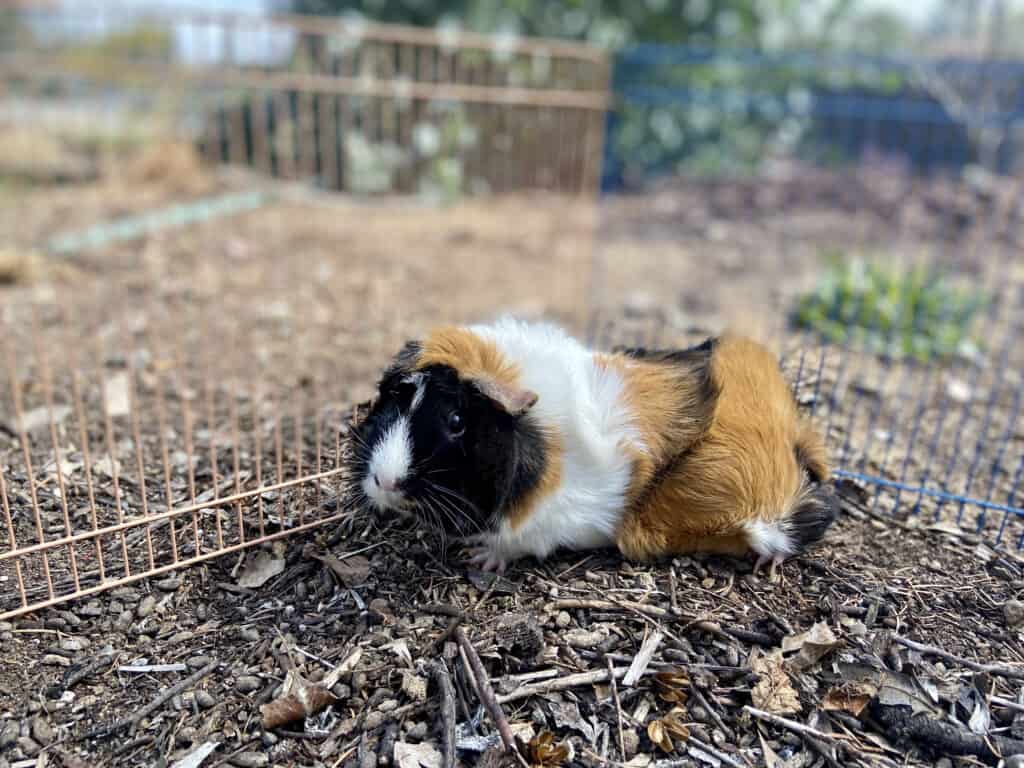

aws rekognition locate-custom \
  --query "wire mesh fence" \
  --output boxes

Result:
[0,2,608,620]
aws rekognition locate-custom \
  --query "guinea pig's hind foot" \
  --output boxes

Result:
[753,553,786,582]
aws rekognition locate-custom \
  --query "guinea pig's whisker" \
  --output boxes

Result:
[424,482,483,535]
[423,490,468,536]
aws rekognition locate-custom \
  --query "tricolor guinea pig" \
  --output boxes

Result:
[348,318,837,576]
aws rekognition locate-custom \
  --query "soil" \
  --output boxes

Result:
[1,159,1023,768]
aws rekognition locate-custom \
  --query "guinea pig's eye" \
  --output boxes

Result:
[447,411,464,437]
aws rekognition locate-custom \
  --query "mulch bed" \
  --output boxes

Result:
[2,159,1024,768]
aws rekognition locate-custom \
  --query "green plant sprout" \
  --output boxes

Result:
[793,250,987,362]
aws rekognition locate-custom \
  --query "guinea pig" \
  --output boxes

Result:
[348,317,837,577]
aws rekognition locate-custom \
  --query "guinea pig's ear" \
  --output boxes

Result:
[471,376,538,417]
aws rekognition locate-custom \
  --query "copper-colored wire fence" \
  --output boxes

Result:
[0,3,610,619]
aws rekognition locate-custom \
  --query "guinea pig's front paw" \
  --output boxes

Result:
[463,534,509,574]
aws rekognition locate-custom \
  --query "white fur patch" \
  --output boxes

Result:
[365,416,411,509]
[467,317,641,563]
[744,519,795,559]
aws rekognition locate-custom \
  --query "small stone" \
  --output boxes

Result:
[137,596,157,618]
[378,699,399,713]
[0,721,18,749]
[175,727,196,747]
[188,655,214,670]
[1005,600,1024,629]
[331,683,351,700]
[236,676,262,694]
[195,691,216,710]
[77,601,103,618]
[155,577,182,592]
[196,603,209,621]
[16,737,39,757]
[261,731,278,747]
[59,637,89,652]
[404,722,428,741]
[168,631,194,645]
[239,627,260,642]
[108,600,124,615]
[41,655,71,667]
[29,717,53,746]
[229,753,269,767]
[935,759,953,768]
[555,611,571,628]
[363,712,385,731]
[701,577,715,589]
[1004,756,1024,768]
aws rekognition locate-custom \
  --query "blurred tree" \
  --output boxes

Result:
[291,0,815,49]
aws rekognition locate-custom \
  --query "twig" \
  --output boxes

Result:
[49,650,115,696]
[606,656,626,760]
[431,660,457,768]
[623,630,664,687]
[689,684,735,743]
[743,706,851,745]
[84,660,219,739]
[496,665,653,705]
[687,736,747,768]
[893,635,1024,681]
[454,626,528,768]
[553,598,669,619]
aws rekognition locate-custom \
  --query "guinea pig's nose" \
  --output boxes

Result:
[374,474,398,492]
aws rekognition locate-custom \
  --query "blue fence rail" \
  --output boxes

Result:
[603,46,1024,190]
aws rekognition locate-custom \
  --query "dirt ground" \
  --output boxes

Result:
[2,158,1024,768]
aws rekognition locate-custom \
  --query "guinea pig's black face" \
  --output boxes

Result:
[350,355,520,537]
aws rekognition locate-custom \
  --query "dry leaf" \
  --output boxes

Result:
[875,670,939,716]
[662,707,690,742]
[822,683,876,717]
[259,669,337,729]
[236,550,285,589]
[314,552,371,586]
[526,731,570,767]
[647,720,673,753]
[751,650,801,715]
[104,372,131,417]
[781,622,843,672]
[393,742,442,768]
[654,669,690,704]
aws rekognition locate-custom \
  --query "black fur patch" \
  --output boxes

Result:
[788,482,839,552]
[349,352,547,538]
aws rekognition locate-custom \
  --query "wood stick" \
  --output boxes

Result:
[496,666,656,705]
[454,626,528,767]
[743,706,851,745]
[552,598,669,619]
[431,660,457,768]
[84,660,219,739]
[893,635,1024,681]
[606,656,626,761]
[623,630,664,687]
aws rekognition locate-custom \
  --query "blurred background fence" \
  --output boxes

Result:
[1,0,1023,619]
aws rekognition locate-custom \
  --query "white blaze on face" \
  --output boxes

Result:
[363,374,425,510]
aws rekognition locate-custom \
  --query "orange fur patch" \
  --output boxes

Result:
[416,326,520,387]
[598,351,717,500]
[616,334,830,562]
[505,428,564,532]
